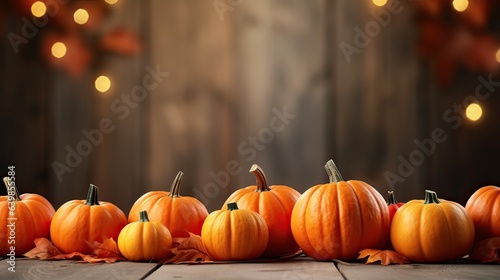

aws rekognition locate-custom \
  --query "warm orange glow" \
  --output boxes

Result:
[466,103,482,121]
[95,76,111,93]
[496,48,500,64]
[31,1,47,17]
[51,42,67,59]
[73,9,89,25]
[105,0,119,5]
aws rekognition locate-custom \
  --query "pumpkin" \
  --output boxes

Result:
[50,184,127,254]
[221,164,300,257]
[118,210,172,261]
[391,190,475,262]
[290,159,390,261]
[202,202,269,261]
[465,185,500,241]
[387,190,405,224]
[128,171,208,238]
[0,177,55,256]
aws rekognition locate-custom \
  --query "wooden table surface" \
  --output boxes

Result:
[1,256,499,280]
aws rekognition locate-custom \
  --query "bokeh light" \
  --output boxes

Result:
[73,9,89,25]
[95,76,112,93]
[51,42,67,59]
[452,0,469,12]
[31,1,47,17]
[465,103,483,121]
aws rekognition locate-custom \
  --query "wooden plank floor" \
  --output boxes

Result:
[337,263,500,280]
[0,257,499,279]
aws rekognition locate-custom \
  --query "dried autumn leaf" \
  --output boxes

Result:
[470,237,500,263]
[87,237,124,260]
[23,237,124,263]
[24,238,63,260]
[358,249,411,266]
[163,233,212,264]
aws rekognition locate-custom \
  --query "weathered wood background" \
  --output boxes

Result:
[1,0,499,212]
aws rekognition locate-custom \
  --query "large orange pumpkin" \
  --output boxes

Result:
[391,190,475,262]
[50,184,127,254]
[118,210,172,261]
[0,177,55,256]
[221,164,300,257]
[290,160,389,261]
[202,202,269,261]
[465,185,500,241]
[128,171,208,238]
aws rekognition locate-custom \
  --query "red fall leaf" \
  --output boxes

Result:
[358,249,411,266]
[469,237,500,264]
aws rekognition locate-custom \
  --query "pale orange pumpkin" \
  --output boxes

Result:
[0,177,55,255]
[128,171,208,238]
[202,202,269,261]
[465,185,500,241]
[391,190,475,262]
[290,160,390,261]
[222,164,300,257]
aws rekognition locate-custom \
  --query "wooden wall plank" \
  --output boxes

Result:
[332,0,422,200]
[338,263,500,280]
[48,1,147,211]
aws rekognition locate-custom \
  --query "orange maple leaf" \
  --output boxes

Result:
[163,233,212,264]
[469,237,500,264]
[358,249,411,266]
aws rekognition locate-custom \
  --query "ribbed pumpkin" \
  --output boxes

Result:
[290,160,390,261]
[0,177,55,255]
[391,190,475,263]
[202,202,269,261]
[128,171,208,238]
[50,184,127,254]
[118,210,172,261]
[221,164,300,257]
[465,185,500,241]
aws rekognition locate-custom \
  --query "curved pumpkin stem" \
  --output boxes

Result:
[249,164,271,192]
[139,210,150,222]
[3,177,20,201]
[324,159,344,183]
[168,171,184,198]
[424,190,440,204]
[387,191,398,205]
[227,202,239,211]
[84,184,100,206]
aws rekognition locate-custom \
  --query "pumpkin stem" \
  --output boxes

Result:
[139,210,150,222]
[84,184,100,206]
[249,164,271,192]
[423,190,440,204]
[387,191,398,205]
[168,171,184,198]
[227,202,239,211]
[3,177,20,201]
[324,159,344,183]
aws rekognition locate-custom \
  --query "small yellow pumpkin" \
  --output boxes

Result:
[118,210,172,261]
